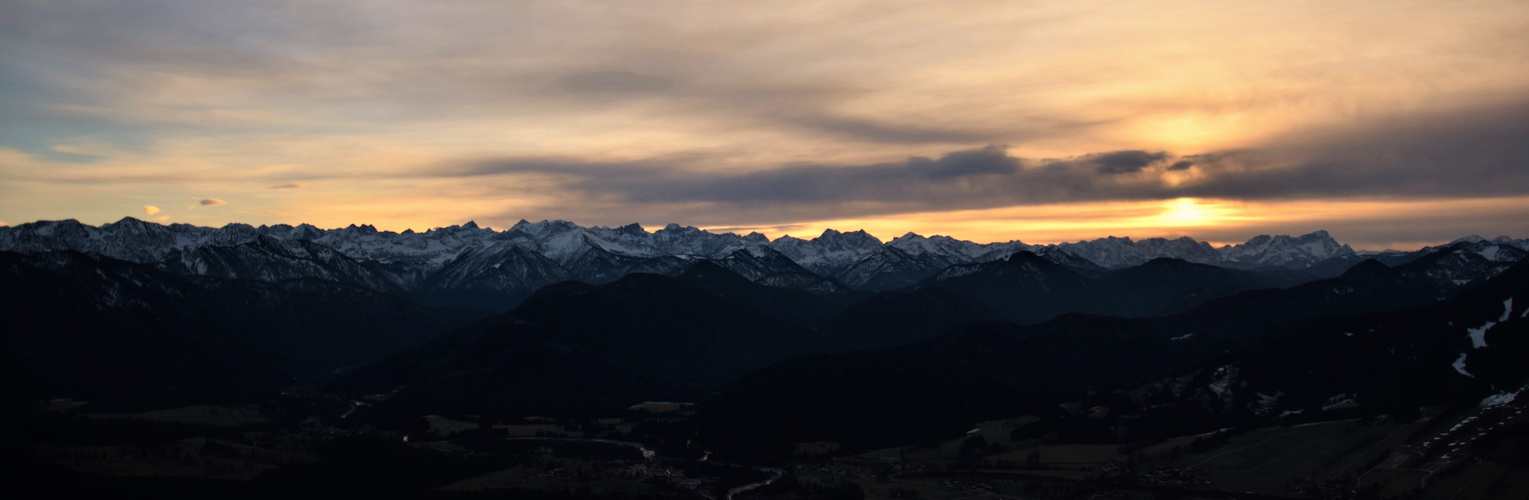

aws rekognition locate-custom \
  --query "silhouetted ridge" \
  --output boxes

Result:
[679,260,756,287]
[1339,258,1396,280]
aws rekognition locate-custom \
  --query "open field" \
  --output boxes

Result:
[628,402,696,414]
[424,415,481,434]
[988,444,1124,466]
[1361,468,1430,497]
[799,467,1080,500]
[1134,434,1201,460]
[971,416,1040,447]
[1415,462,1529,500]
[439,463,658,495]
[87,405,268,427]
[424,415,591,437]
[424,415,636,437]
[1157,419,1422,496]
[797,469,973,500]
[34,436,312,480]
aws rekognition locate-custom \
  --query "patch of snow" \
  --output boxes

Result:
[1293,418,1363,428]
[1207,366,1237,401]
[935,264,984,280]
[1322,393,1359,411]
[1453,353,1474,378]
[1477,246,1500,261]
[1449,416,1478,432]
[1501,298,1514,322]
[1344,332,1354,337]
[1481,391,1518,407]
[1171,333,1194,341]
[1249,391,1283,416]
[1468,322,1496,349]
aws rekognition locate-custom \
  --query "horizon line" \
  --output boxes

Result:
[3,215,1516,254]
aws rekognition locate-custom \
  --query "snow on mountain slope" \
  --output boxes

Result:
[410,242,575,310]
[1452,235,1529,250]
[1219,230,1355,269]
[1393,240,1529,294]
[558,244,691,284]
[1050,230,1354,270]
[811,232,1036,289]
[157,236,407,293]
[709,245,814,281]
[833,246,957,290]
[3,219,1518,301]
[770,229,884,277]
[1054,235,1221,269]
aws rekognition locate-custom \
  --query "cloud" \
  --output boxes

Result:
[1,0,1527,239]
[1174,101,1529,201]
[142,205,160,215]
[442,98,1529,227]
[154,215,170,222]
[913,145,1020,179]
[199,198,226,206]
[1088,150,1171,174]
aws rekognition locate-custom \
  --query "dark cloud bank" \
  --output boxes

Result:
[436,100,1529,226]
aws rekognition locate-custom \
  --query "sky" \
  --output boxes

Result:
[2,0,1528,250]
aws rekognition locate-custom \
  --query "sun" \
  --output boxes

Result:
[1159,198,1216,226]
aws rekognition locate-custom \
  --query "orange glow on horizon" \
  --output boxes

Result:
[703,196,1529,251]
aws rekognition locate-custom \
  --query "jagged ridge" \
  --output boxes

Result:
[3,217,1521,309]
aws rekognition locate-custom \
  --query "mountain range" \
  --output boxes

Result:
[7,216,1529,498]
[8,218,1519,311]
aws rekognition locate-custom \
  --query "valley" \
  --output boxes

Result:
[4,220,1528,499]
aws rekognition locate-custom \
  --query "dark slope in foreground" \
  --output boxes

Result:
[1227,259,1529,417]
[0,251,486,411]
[329,263,992,416]
[693,258,1475,456]
[334,246,1510,426]
[906,243,1504,325]
[912,252,1342,325]
[330,268,825,416]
